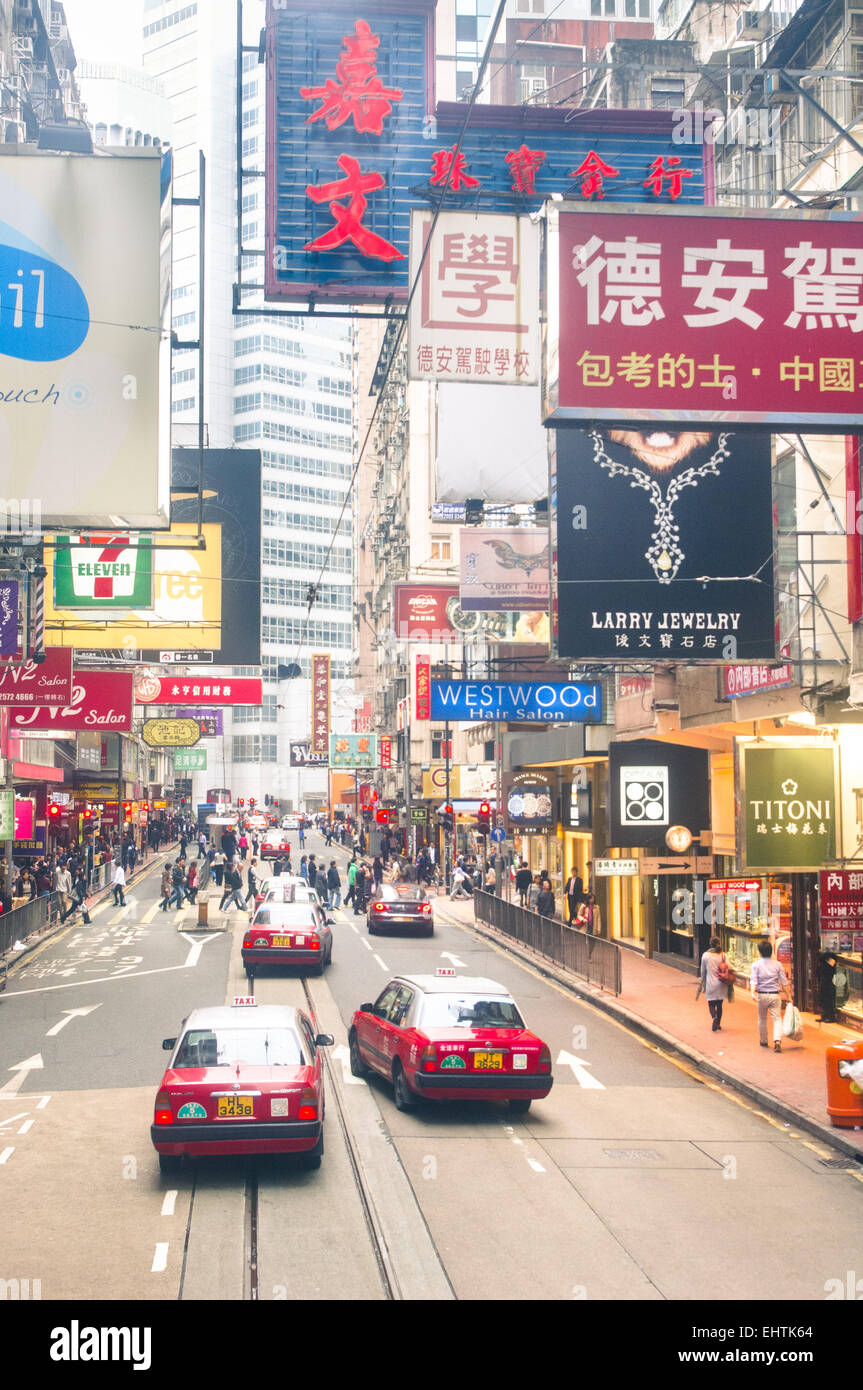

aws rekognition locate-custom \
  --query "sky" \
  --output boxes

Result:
[61,0,145,68]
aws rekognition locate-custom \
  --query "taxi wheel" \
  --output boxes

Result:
[158,1153,183,1175]
[349,1030,369,1078]
[508,1098,531,1114]
[392,1062,415,1112]
[299,1135,323,1169]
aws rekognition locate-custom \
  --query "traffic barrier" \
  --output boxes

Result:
[472,889,622,996]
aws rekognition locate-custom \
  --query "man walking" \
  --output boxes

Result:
[54,858,72,919]
[245,857,259,908]
[167,860,186,910]
[750,939,791,1053]
[221,862,248,913]
[326,860,341,910]
[112,861,127,907]
[515,860,533,908]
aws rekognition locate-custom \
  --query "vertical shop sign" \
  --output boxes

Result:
[311,654,331,755]
[415,654,431,721]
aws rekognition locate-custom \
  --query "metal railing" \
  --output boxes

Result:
[0,891,59,958]
[473,890,622,996]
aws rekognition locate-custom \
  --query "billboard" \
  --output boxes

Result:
[175,748,207,772]
[43,449,262,666]
[393,585,459,641]
[329,733,378,769]
[459,528,549,612]
[545,202,863,429]
[0,648,72,706]
[0,151,170,527]
[174,708,223,737]
[265,2,705,304]
[430,679,601,723]
[289,741,328,767]
[53,535,154,609]
[553,430,775,661]
[741,744,837,871]
[408,211,539,385]
[10,670,133,733]
[134,675,262,707]
[722,663,793,699]
[505,771,555,831]
[608,740,710,850]
[312,654,331,755]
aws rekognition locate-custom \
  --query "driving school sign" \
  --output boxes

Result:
[430,680,602,723]
[544,203,863,429]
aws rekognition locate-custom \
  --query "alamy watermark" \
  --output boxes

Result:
[0,498,42,542]
[672,882,784,928]
[672,103,782,151]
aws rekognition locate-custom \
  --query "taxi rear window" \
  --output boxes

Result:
[419,996,525,1029]
[174,1027,306,1068]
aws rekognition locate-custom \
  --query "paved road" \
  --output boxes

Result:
[1,831,861,1303]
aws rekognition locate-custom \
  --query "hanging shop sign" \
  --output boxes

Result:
[408,211,540,385]
[0,151,171,528]
[0,788,15,841]
[415,655,431,722]
[289,742,329,767]
[174,748,208,772]
[554,429,775,662]
[544,202,863,430]
[380,736,392,769]
[174,708,223,737]
[410,806,429,824]
[142,718,201,749]
[723,662,794,699]
[328,733,379,769]
[742,744,838,871]
[562,782,592,831]
[311,654,331,755]
[134,676,263,707]
[0,581,17,656]
[10,670,133,733]
[0,648,73,707]
[421,765,497,799]
[459,527,549,612]
[265,3,705,304]
[430,679,601,724]
[608,739,710,850]
[820,869,863,953]
[504,771,554,831]
[393,585,459,641]
[593,858,639,876]
[53,534,154,609]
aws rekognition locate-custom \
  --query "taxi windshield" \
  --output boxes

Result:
[419,995,525,1029]
[174,1027,306,1068]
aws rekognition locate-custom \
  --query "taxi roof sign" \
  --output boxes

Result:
[232,996,257,1007]
[435,967,456,978]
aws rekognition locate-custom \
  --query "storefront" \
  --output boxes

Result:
[706,876,796,989]
[819,869,863,1028]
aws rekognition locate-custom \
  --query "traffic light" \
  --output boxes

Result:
[82,808,92,820]
[264,794,270,807]
[239,798,245,807]
[477,801,491,835]
[249,797,255,807]
[439,803,454,831]
[48,803,61,820]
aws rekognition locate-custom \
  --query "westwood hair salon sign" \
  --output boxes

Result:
[742,744,837,871]
[429,680,602,723]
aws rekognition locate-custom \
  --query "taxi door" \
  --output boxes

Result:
[360,983,401,1075]
[380,985,414,1067]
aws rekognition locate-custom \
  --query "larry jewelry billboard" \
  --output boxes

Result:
[553,429,775,661]
[544,203,863,430]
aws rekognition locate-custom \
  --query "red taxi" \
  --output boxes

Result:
[151,1000,333,1173]
[260,830,292,860]
[349,973,553,1114]
[242,901,333,984]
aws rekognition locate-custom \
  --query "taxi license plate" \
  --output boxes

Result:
[217,1096,254,1118]
[473,1052,504,1071]
[271,935,291,947]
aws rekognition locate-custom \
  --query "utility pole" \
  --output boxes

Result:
[444,715,451,890]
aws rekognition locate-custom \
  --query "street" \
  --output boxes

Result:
[1,832,860,1304]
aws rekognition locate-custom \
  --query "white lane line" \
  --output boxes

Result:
[45,1004,102,1037]
[161,1190,177,1217]
[0,1112,29,1131]
[360,938,372,952]
[526,1157,546,1173]
[36,1095,51,1109]
[17,1119,33,1135]
[348,923,359,933]
[151,1242,169,1273]
[0,1147,14,1164]
[373,954,389,972]
[2,961,212,998]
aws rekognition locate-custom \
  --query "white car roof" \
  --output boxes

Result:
[180,1004,303,1030]
[394,975,512,995]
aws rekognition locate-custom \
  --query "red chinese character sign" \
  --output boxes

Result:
[544,203,863,429]
[300,20,403,135]
[311,654,330,755]
[409,211,540,385]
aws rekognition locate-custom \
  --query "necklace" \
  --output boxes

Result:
[589,431,732,584]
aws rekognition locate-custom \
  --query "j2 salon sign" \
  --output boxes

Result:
[429,681,602,723]
[10,670,133,731]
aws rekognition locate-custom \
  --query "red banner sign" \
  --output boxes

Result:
[380,735,392,769]
[549,205,863,428]
[723,663,794,699]
[415,654,431,721]
[0,648,73,706]
[707,879,762,895]
[134,675,263,706]
[394,584,458,640]
[311,654,330,755]
[11,670,133,731]
[820,869,863,930]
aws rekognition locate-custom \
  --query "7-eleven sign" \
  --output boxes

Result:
[54,534,154,609]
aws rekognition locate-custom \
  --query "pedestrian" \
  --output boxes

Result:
[238,832,248,861]
[564,868,584,923]
[222,863,247,913]
[750,939,791,1052]
[450,864,472,900]
[179,831,188,858]
[299,855,308,882]
[54,859,72,919]
[185,860,199,904]
[168,860,186,910]
[273,854,283,878]
[484,862,496,890]
[298,821,305,848]
[573,901,590,930]
[159,865,172,911]
[307,854,318,890]
[212,848,224,888]
[515,860,532,908]
[354,860,368,915]
[325,823,333,847]
[245,857,259,908]
[817,951,838,1023]
[536,878,556,918]
[345,857,357,908]
[326,860,341,910]
[372,855,384,888]
[697,936,731,1032]
[198,831,207,859]
[61,870,91,925]
[112,861,127,907]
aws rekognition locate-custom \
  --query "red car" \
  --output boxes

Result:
[349,973,553,1114]
[151,1000,333,1174]
[242,902,334,983]
[260,831,292,860]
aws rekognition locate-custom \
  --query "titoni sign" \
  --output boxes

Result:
[742,744,837,870]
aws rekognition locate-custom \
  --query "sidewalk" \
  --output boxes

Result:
[438,893,863,1160]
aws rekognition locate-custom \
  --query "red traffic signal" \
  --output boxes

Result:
[48,803,61,818]
[239,798,245,807]
[250,797,255,806]
[477,800,491,833]
[82,809,92,819]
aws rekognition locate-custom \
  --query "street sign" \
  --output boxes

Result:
[593,858,639,876]
[491,827,506,843]
[639,856,714,876]
[409,807,428,824]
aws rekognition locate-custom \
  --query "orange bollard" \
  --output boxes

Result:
[826,1038,863,1129]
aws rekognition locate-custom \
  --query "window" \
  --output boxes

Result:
[261,421,353,453]
[242,192,259,214]
[430,536,452,561]
[263,538,351,572]
[232,735,278,763]
[143,4,198,38]
[262,507,350,536]
[172,396,196,413]
[262,577,351,608]
[651,76,686,110]
[261,450,353,480]
[261,616,352,647]
[172,311,196,328]
[234,392,261,414]
[234,422,261,442]
[242,135,259,158]
[172,367,196,386]
[234,695,278,723]
[519,64,548,105]
[262,478,348,509]
[242,80,258,101]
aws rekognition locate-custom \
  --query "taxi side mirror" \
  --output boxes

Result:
[162,1038,176,1050]
[315,1033,334,1047]
[326,917,335,926]
[359,1003,376,1015]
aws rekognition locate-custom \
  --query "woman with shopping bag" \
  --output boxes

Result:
[697,936,733,1032]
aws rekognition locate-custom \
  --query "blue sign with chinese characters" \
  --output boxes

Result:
[265,2,706,303]
[430,680,602,723]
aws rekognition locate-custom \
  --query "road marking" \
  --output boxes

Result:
[45,1004,102,1037]
[360,938,372,952]
[180,933,217,968]
[329,1043,365,1086]
[349,923,359,933]
[17,1119,33,1135]
[151,1243,169,1272]
[0,1146,14,1163]
[0,1112,29,1130]
[526,1157,546,1173]
[36,1096,51,1109]
[556,1050,605,1089]
[161,1190,177,1217]
[373,954,389,972]
[141,904,161,924]
[0,1054,44,1095]
[1,960,217,998]
[440,951,466,968]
